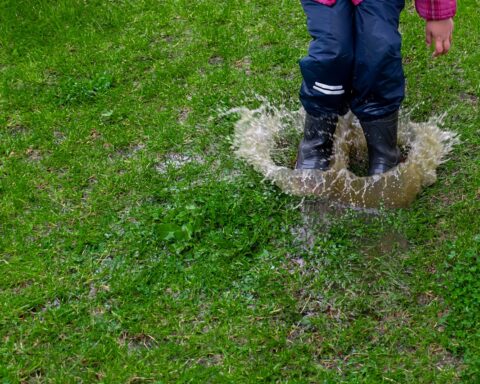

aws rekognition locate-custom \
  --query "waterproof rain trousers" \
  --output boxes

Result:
[299,0,406,121]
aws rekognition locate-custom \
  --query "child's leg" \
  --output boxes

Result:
[350,0,405,175]
[299,0,354,118]
[296,0,354,170]
[350,0,405,121]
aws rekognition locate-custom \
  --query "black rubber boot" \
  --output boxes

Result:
[360,111,401,176]
[295,113,337,170]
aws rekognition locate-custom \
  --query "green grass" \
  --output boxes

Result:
[1,0,479,382]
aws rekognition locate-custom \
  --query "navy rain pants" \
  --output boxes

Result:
[299,0,406,121]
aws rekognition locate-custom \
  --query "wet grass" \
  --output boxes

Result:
[1,0,479,382]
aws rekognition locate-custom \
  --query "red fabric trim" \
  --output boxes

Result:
[313,0,337,5]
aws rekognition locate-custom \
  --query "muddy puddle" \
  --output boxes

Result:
[230,102,458,209]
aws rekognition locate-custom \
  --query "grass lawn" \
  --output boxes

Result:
[1,0,479,382]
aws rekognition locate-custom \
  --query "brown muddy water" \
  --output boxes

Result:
[230,102,459,209]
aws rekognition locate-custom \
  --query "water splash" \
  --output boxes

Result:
[230,101,459,209]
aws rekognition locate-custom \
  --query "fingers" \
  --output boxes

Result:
[433,38,444,57]
[426,29,432,45]
[443,38,451,54]
[432,36,451,57]
[425,19,454,58]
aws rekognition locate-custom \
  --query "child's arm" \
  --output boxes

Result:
[415,0,456,57]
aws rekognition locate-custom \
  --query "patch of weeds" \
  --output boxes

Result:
[348,157,369,177]
[118,332,157,351]
[443,235,480,381]
[58,72,113,105]
[271,123,301,168]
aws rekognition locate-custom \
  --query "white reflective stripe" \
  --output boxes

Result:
[313,85,345,95]
[314,82,343,91]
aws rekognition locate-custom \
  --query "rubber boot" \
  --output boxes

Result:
[295,113,337,170]
[360,111,401,176]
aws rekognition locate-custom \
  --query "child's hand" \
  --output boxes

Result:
[425,18,454,57]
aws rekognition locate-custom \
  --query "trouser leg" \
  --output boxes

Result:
[296,0,354,170]
[350,0,406,120]
[299,0,354,118]
[351,0,405,175]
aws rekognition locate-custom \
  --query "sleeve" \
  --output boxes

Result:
[415,0,457,20]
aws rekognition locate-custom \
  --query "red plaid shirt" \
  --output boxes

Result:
[314,0,457,20]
